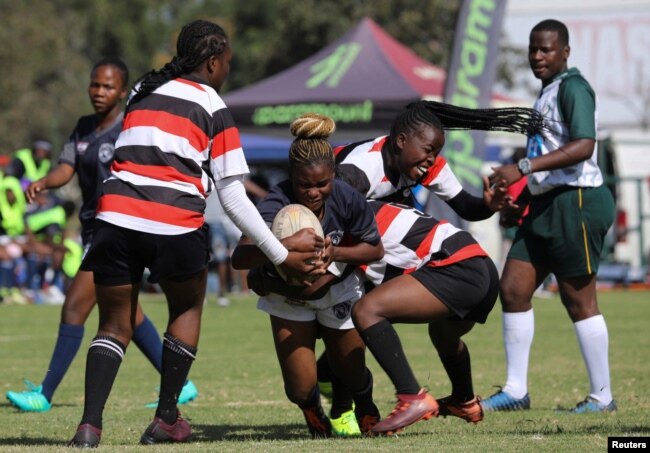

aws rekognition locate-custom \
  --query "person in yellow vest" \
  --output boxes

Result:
[7,140,52,189]
[22,190,71,304]
[0,172,28,303]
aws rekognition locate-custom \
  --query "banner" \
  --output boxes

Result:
[426,0,507,225]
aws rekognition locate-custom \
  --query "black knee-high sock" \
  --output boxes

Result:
[156,333,197,425]
[329,372,354,418]
[316,351,333,383]
[360,320,420,395]
[351,368,377,416]
[80,336,126,429]
[439,341,474,402]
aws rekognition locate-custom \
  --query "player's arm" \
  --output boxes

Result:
[247,266,338,300]
[217,176,324,276]
[232,228,323,270]
[325,241,383,266]
[26,163,75,203]
[446,188,496,220]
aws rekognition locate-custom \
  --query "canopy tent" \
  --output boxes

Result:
[224,17,516,132]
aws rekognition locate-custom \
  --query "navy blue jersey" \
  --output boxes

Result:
[59,112,123,242]
[258,179,380,248]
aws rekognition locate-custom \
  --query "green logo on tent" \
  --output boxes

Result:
[307,43,362,88]
[252,101,373,126]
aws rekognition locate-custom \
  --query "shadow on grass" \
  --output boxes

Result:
[192,422,328,441]
[4,419,646,446]
[0,423,338,446]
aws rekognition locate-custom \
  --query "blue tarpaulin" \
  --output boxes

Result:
[240,134,292,163]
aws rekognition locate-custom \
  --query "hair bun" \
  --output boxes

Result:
[290,113,335,140]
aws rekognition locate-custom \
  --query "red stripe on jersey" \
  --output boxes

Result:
[112,160,205,195]
[420,155,447,186]
[414,221,442,261]
[175,77,206,91]
[333,145,344,156]
[98,194,204,229]
[123,110,209,152]
[211,127,242,159]
[374,203,401,236]
[370,137,387,152]
[426,243,487,268]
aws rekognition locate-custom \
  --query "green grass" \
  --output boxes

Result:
[1,290,649,452]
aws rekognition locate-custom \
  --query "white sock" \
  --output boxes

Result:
[574,314,613,404]
[502,310,534,399]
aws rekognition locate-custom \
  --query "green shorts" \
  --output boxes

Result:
[508,185,614,278]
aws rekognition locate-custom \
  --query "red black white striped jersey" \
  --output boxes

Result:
[96,75,249,235]
[334,136,463,203]
[360,201,487,286]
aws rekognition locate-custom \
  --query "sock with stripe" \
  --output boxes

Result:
[80,336,126,429]
[156,333,197,424]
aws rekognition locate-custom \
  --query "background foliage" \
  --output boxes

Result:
[0,0,528,155]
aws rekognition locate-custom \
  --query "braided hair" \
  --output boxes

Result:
[132,20,229,100]
[288,113,336,177]
[389,100,548,152]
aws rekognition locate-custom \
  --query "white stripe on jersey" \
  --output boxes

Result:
[210,148,250,181]
[363,203,466,285]
[116,126,209,160]
[109,171,204,198]
[156,79,227,115]
[96,211,197,236]
[339,138,395,199]
[422,163,463,201]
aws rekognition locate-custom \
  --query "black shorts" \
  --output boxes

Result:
[410,256,499,324]
[80,220,210,286]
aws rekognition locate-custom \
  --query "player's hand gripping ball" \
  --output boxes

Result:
[271,204,324,286]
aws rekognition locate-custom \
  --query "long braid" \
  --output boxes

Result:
[288,113,336,177]
[131,20,229,103]
[389,101,548,151]
[419,101,548,136]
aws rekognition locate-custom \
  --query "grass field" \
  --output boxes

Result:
[1,290,649,452]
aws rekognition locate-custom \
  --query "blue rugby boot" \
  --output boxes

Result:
[480,388,530,412]
[568,396,617,413]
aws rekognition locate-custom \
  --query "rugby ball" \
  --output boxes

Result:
[271,204,324,285]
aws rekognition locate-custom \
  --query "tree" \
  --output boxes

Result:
[4,0,536,156]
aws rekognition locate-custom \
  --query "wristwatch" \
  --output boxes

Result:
[517,157,533,176]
